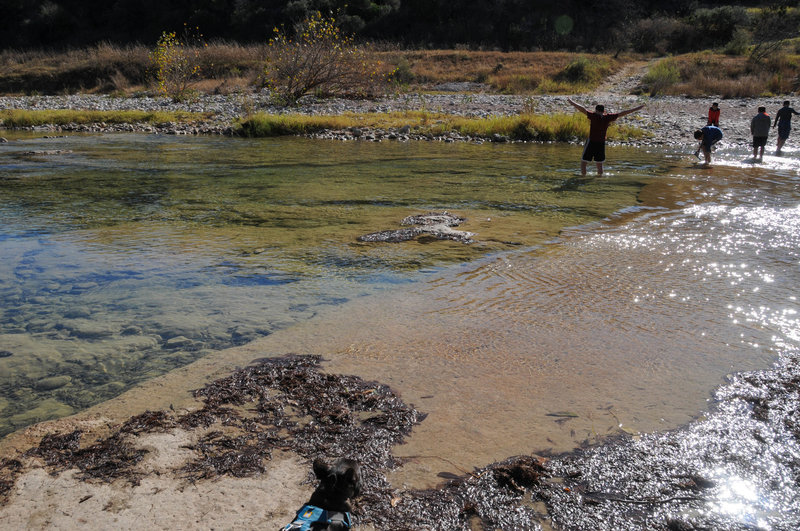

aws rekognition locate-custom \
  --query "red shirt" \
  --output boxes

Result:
[587,112,619,142]
[708,107,720,126]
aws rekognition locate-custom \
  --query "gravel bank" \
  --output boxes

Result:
[1,91,791,149]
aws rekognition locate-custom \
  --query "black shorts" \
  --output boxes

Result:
[777,121,790,140]
[582,140,606,162]
[753,136,767,148]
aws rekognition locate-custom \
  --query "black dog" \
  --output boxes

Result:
[282,458,361,530]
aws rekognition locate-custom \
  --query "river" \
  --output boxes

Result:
[1,133,798,496]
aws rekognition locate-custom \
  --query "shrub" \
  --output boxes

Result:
[642,59,680,95]
[150,26,204,100]
[629,16,696,54]
[261,12,392,105]
[556,56,591,83]
[749,5,800,63]
[690,6,751,50]
[724,28,752,56]
[553,56,610,87]
[392,57,415,85]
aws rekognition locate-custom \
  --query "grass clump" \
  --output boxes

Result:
[641,58,681,95]
[441,113,645,142]
[0,109,210,127]
[235,113,356,136]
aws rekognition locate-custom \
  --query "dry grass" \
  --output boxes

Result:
[0,45,622,96]
[377,50,620,93]
[3,44,796,99]
[646,52,800,97]
[0,42,265,95]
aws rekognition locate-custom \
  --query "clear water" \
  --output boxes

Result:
[0,133,647,437]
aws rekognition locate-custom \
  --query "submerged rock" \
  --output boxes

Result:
[359,211,475,244]
[34,376,72,391]
[164,335,193,349]
[9,399,74,426]
[20,150,73,156]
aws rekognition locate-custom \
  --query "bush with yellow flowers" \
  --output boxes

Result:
[261,12,393,105]
[151,25,205,100]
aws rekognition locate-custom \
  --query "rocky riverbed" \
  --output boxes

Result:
[1,90,789,149]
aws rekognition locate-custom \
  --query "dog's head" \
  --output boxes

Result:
[309,458,361,512]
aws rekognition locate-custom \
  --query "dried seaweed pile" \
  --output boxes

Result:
[14,355,425,486]
[10,351,800,529]
[369,455,548,530]
[7,354,556,529]
[23,412,171,485]
[185,354,425,480]
[0,458,23,502]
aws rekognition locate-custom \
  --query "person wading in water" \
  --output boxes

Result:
[567,98,645,176]
[774,101,800,155]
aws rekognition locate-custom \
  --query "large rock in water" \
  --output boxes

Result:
[358,211,475,244]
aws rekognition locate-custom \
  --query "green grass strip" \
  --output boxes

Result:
[1,108,647,142]
[236,110,647,142]
[0,109,211,127]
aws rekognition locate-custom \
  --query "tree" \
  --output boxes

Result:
[749,2,800,61]
[261,12,392,104]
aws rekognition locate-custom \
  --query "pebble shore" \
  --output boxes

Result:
[0,90,791,149]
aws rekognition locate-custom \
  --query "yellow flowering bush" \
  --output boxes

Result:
[262,12,392,104]
[151,25,204,100]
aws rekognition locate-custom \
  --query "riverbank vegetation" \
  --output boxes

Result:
[234,110,646,142]
[641,51,800,97]
[0,4,797,100]
[1,44,797,100]
[0,109,211,128]
[0,43,619,97]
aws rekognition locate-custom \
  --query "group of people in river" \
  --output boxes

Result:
[568,97,799,173]
[694,100,798,164]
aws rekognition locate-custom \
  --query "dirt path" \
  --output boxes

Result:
[595,59,654,97]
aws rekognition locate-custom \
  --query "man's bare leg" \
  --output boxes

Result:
[596,162,604,176]
[580,160,587,176]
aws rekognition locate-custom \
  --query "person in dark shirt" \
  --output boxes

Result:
[751,106,771,161]
[567,98,645,176]
[773,101,800,154]
[693,125,723,165]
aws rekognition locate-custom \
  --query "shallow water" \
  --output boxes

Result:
[1,134,798,508]
[0,133,646,437]
[277,146,800,490]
